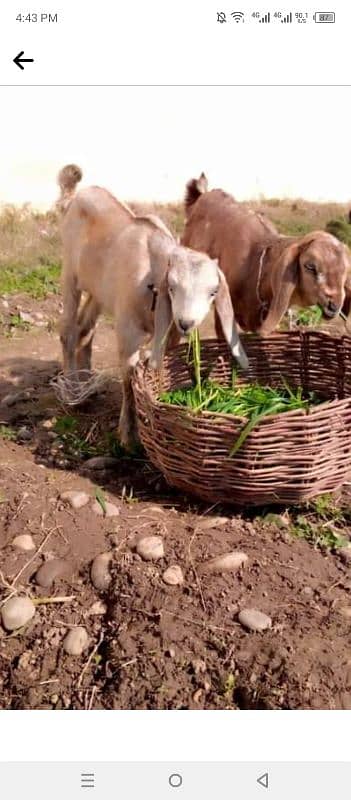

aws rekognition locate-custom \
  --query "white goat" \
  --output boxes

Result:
[57,165,248,449]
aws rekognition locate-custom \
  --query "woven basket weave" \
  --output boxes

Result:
[132,332,351,506]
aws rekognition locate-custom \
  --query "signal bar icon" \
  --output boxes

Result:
[231,11,244,21]
[259,12,270,22]
[281,11,292,22]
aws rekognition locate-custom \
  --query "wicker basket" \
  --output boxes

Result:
[132,332,351,506]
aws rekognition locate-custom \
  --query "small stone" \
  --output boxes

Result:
[193,688,203,704]
[63,627,89,656]
[42,419,55,430]
[197,516,229,531]
[162,565,184,586]
[238,608,272,632]
[200,551,248,575]
[85,456,119,470]
[339,545,351,565]
[50,694,59,704]
[166,647,176,658]
[17,651,31,669]
[192,658,206,675]
[60,490,90,510]
[92,500,120,517]
[1,596,35,631]
[136,535,164,561]
[1,390,32,407]
[302,586,313,597]
[90,552,112,590]
[17,426,32,441]
[35,558,73,589]
[88,600,107,616]
[19,311,33,324]
[12,534,35,552]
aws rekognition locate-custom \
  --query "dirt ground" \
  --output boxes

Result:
[1,291,351,711]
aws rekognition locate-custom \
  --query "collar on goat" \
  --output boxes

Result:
[147,283,158,312]
[256,246,269,321]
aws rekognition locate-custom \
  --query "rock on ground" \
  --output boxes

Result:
[63,626,89,656]
[60,490,90,510]
[1,596,36,631]
[12,534,35,552]
[90,552,112,590]
[238,608,272,632]
[200,551,248,574]
[136,536,164,561]
[163,565,184,585]
[35,558,73,589]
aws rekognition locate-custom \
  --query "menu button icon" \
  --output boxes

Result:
[81,773,95,789]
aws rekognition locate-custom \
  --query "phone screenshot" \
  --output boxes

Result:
[0,0,350,796]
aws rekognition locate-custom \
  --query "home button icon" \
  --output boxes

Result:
[169,773,183,788]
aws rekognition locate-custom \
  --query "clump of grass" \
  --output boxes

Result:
[0,263,60,299]
[54,415,99,459]
[159,331,321,454]
[291,514,347,550]
[293,305,323,327]
[53,415,136,461]
[7,313,31,333]
[273,219,313,237]
[0,424,17,441]
[325,217,351,247]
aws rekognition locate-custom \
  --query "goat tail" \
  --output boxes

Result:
[184,172,208,217]
[56,164,83,213]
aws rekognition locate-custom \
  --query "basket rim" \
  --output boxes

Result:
[133,332,351,426]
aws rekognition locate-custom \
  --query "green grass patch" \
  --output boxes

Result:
[8,313,31,332]
[325,218,351,247]
[54,415,100,459]
[0,424,17,441]
[259,494,350,551]
[0,263,60,299]
[273,219,313,237]
[54,415,130,461]
[292,306,323,327]
[291,514,347,550]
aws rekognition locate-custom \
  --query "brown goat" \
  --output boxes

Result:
[182,175,351,336]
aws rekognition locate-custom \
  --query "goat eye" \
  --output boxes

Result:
[305,262,317,275]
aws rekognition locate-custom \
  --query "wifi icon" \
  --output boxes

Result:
[231,11,244,21]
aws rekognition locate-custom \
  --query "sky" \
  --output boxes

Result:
[0,86,349,209]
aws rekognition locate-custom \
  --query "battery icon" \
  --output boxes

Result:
[313,11,335,22]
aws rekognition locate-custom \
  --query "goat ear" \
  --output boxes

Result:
[215,267,248,371]
[149,278,173,370]
[258,242,300,336]
[197,172,208,193]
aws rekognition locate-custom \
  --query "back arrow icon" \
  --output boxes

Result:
[13,51,34,70]
[257,772,269,789]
